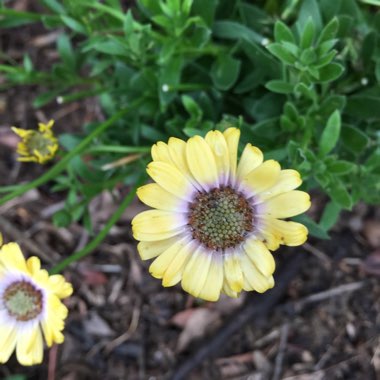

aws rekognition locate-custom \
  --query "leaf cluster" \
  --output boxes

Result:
[0,0,379,237]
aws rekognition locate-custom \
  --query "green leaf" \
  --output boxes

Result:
[341,125,369,154]
[57,34,76,71]
[280,115,297,132]
[317,39,338,56]
[159,55,183,106]
[293,214,330,239]
[33,89,63,108]
[152,14,171,29]
[300,17,315,49]
[23,54,33,73]
[358,0,380,6]
[284,102,298,121]
[138,0,162,15]
[294,83,316,100]
[376,61,380,83]
[60,15,86,34]
[87,38,129,56]
[41,0,66,13]
[319,95,346,117]
[317,17,339,44]
[4,375,27,380]
[83,1,124,21]
[297,0,323,32]
[366,148,380,171]
[123,10,134,34]
[281,41,300,56]
[234,70,265,93]
[274,20,295,43]
[59,134,82,150]
[267,43,297,65]
[327,160,356,175]
[346,95,380,119]
[318,63,344,82]
[192,0,217,26]
[336,15,354,38]
[319,201,341,231]
[241,40,280,75]
[212,20,263,44]
[211,55,241,91]
[53,210,72,227]
[300,48,316,65]
[319,110,341,156]
[182,95,202,118]
[265,80,294,94]
[0,9,45,28]
[328,180,352,209]
[245,93,283,122]
[314,50,337,68]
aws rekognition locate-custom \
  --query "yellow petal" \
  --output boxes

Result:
[241,160,281,195]
[132,210,187,234]
[186,135,218,189]
[29,267,50,288]
[162,240,194,286]
[0,243,28,273]
[243,238,276,276]
[11,127,32,138]
[149,237,189,279]
[38,119,54,132]
[240,255,274,293]
[181,247,212,298]
[137,236,180,260]
[223,128,240,177]
[41,295,67,346]
[198,255,224,301]
[16,325,43,365]
[132,229,183,242]
[147,161,195,201]
[262,218,308,247]
[0,322,17,364]
[151,141,173,163]
[137,183,186,212]
[263,190,311,218]
[222,280,240,298]
[258,170,302,202]
[47,275,73,299]
[26,256,41,275]
[205,130,230,185]
[223,252,244,292]
[237,143,263,181]
[27,257,71,298]
[167,137,201,189]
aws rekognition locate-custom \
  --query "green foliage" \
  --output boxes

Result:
[0,0,379,250]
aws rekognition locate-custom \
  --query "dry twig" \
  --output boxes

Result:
[272,323,290,380]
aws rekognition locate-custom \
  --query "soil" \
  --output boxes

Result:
[1,2,380,380]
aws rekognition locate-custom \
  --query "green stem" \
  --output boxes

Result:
[49,175,145,274]
[0,185,21,193]
[0,9,60,21]
[57,87,105,104]
[86,145,151,154]
[0,96,146,206]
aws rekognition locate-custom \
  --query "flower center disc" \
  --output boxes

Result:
[3,281,43,321]
[27,133,55,156]
[188,186,254,251]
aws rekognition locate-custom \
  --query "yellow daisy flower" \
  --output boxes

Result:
[12,120,58,164]
[132,128,311,302]
[0,242,72,365]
